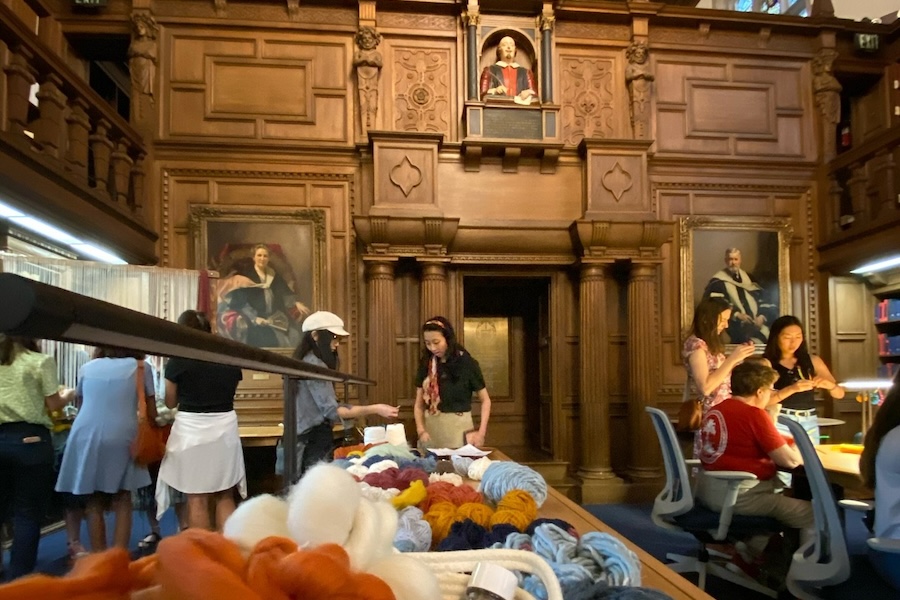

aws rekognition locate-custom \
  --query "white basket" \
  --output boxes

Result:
[407,548,564,600]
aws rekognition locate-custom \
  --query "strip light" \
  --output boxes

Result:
[850,255,900,275]
[0,199,126,264]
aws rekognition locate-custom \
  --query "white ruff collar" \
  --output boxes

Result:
[495,61,522,68]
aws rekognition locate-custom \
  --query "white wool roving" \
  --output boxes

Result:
[287,463,360,547]
[367,555,442,600]
[343,498,399,571]
[222,494,290,552]
[371,499,399,559]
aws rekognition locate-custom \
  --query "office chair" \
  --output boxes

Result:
[778,416,851,599]
[646,407,781,597]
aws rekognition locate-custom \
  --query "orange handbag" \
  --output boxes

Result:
[675,377,702,433]
[130,360,171,466]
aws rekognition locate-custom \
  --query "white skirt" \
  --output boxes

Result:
[156,410,247,519]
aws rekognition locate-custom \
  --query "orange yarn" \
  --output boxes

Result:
[456,502,494,528]
[424,500,459,545]
[490,489,538,530]
[0,530,396,600]
[419,481,483,512]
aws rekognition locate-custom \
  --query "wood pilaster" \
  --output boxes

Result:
[419,261,448,321]
[626,261,663,482]
[578,262,625,502]
[366,259,397,406]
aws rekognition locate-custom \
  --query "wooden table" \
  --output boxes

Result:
[489,451,712,600]
[815,444,869,495]
[239,425,283,447]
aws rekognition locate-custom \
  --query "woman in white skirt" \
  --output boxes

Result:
[156,310,246,530]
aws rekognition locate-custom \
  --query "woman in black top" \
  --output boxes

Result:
[156,310,246,530]
[413,316,492,450]
[763,315,845,445]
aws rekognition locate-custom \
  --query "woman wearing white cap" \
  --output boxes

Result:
[286,311,399,481]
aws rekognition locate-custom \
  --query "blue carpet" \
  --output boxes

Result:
[2,508,181,581]
[583,502,897,600]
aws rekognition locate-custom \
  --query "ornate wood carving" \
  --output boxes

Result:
[625,42,653,140]
[354,26,383,137]
[128,12,159,130]
[378,12,456,31]
[555,21,630,41]
[813,48,842,162]
[560,56,616,145]
[392,47,452,136]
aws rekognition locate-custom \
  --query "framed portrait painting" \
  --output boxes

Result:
[680,216,792,346]
[191,205,326,351]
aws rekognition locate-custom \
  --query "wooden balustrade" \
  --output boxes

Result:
[824,124,900,246]
[0,3,147,219]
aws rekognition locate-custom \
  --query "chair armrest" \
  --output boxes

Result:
[702,471,758,541]
[868,538,900,554]
[684,459,701,466]
[705,470,759,481]
[839,499,875,513]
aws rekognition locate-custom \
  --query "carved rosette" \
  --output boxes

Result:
[393,48,451,135]
[560,57,615,145]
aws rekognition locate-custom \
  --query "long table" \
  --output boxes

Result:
[815,444,869,496]
[487,451,712,600]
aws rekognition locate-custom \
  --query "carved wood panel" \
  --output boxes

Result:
[654,56,812,160]
[558,52,624,145]
[162,30,349,143]
[388,43,455,138]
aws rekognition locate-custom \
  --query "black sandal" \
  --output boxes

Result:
[138,531,161,549]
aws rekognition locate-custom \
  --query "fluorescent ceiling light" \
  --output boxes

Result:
[0,199,127,264]
[850,255,900,274]
[839,379,894,391]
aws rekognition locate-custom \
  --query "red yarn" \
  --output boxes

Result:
[419,481,483,512]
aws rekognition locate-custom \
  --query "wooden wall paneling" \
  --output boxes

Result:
[653,55,813,162]
[554,270,576,462]
[556,47,628,146]
[384,38,457,140]
[852,74,890,146]
[161,29,350,144]
[828,276,876,439]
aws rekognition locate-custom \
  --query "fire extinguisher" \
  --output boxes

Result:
[840,125,851,148]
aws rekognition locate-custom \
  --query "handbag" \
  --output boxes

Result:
[130,360,171,466]
[675,377,702,433]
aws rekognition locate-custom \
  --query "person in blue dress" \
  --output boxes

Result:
[55,347,157,552]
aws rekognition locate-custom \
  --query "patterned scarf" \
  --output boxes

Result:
[422,356,441,415]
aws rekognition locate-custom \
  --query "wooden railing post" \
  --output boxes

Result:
[89,119,114,197]
[3,46,37,137]
[65,99,91,177]
[110,140,134,205]
[131,153,146,213]
[33,73,68,158]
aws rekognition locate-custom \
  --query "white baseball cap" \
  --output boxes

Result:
[301,310,350,336]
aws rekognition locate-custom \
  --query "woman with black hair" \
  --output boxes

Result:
[286,311,398,482]
[0,335,63,579]
[413,316,492,450]
[763,315,844,446]
[156,310,245,531]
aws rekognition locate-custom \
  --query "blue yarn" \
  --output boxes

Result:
[437,520,488,551]
[393,506,432,553]
[484,523,519,547]
[451,455,474,475]
[480,461,548,507]
[580,531,641,586]
[393,455,438,473]
[569,582,674,600]
[331,458,353,469]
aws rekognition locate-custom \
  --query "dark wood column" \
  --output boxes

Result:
[419,260,448,321]
[626,261,663,483]
[578,262,625,503]
[366,258,397,406]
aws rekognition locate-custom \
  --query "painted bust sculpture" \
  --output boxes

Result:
[479,36,537,105]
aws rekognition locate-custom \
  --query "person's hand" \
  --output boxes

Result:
[728,343,756,363]
[490,84,507,95]
[294,301,310,319]
[754,315,766,327]
[465,430,485,448]
[373,404,399,419]
[255,317,268,325]
[811,376,833,390]
[734,312,753,323]
[791,379,816,393]
[418,430,431,444]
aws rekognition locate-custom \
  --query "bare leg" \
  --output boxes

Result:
[85,496,107,552]
[174,501,189,531]
[186,493,212,530]
[213,489,236,531]
[65,506,88,558]
[111,491,132,549]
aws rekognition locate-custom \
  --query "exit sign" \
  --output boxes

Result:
[855,33,880,53]
[73,0,108,6]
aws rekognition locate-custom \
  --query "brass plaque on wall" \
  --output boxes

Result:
[464,317,510,397]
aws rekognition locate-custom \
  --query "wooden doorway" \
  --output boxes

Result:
[463,276,551,459]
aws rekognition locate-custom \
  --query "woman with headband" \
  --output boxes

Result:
[413,316,492,450]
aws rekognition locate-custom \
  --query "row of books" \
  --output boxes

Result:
[875,298,900,323]
[877,362,898,380]
[878,333,900,356]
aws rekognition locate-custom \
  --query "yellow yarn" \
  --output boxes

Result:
[489,489,538,530]
[424,501,458,545]
[455,502,494,528]
[391,480,427,510]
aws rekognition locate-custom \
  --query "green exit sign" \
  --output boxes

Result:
[855,33,880,53]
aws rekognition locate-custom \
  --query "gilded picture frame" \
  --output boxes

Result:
[190,205,326,352]
[680,216,793,346]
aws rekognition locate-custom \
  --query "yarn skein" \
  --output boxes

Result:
[480,461,548,507]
